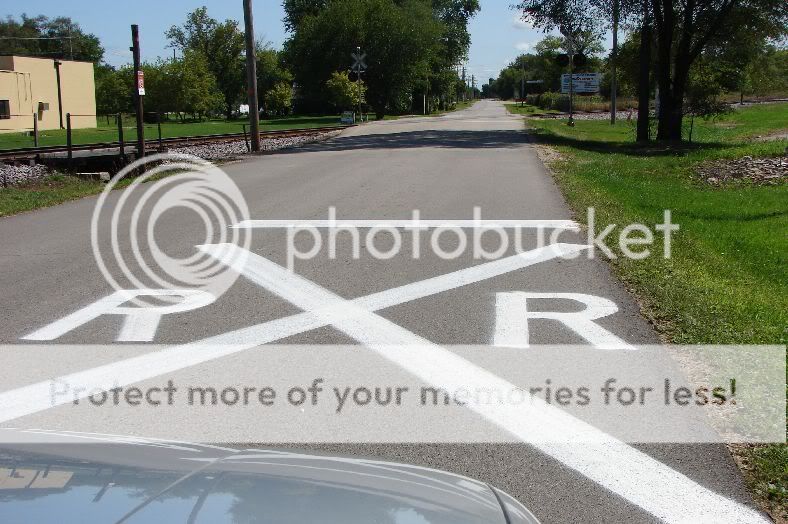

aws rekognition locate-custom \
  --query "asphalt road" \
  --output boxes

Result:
[0,100,766,523]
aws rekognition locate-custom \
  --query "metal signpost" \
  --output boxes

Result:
[130,25,145,161]
[560,28,576,127]
[520,62,525,107]
[351,48,367,123]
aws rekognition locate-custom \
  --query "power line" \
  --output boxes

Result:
[0,36,75,40]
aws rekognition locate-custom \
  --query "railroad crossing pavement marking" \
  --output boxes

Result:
[22,289,216,342]
[3,241,767,523]
[493,292,633,349]
[231,219,581,229]
[6,243,586,422]
[197,243,766,524]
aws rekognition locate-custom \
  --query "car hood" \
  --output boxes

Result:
[0,429,538,524]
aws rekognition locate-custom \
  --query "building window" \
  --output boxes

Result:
[0,100,10,120]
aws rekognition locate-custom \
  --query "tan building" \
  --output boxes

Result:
[0,55,96,133]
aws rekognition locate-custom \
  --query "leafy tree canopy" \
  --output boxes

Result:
[166,7,246,118]
[0,14,104,63]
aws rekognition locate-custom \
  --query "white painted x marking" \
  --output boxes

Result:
[197,243,767,524]
[0,242,766,523]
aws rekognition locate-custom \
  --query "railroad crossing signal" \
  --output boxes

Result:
[351,51,367,73]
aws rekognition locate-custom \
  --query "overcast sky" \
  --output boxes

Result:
[7,0,607,84]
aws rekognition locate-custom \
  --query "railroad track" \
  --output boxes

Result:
[0,125,352,162]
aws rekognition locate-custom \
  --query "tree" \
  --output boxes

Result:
[649,0,787,140]
[432,0,481,65]
[0,15,103,62]
[256,42,294,114]
[513,0,650,137]
[489,34,603,99]
[283,0,444,119]
[171,51,224,119]
[94,64,131,117]
[514,0,788,140]
[283,0,329,32]
[325,71,366,111]
[166,7,246,119]
[265,82,293,115]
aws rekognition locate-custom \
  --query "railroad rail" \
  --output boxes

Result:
[0,125,352,162]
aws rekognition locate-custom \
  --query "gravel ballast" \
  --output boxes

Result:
[0,129,343,188]
[695,155,787,186]
[0,163,53,188]
[169,130,342,161]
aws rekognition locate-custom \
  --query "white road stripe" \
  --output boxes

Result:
[0,243,582,423]
[232,219,580,229]
[204,244,766,524]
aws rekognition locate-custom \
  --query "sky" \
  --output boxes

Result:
[7,0,576,85]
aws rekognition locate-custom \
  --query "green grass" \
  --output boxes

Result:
[383,99,477,120]
[526,108,787,344]
[522,103,787,517]
[0,115,343,150]
[0,175,105,217]
[505,103,561,115]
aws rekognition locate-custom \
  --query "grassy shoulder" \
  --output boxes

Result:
[0,175,105,217]
[0,115,342,151]
[523,103,787,517]
[505,102,561,116]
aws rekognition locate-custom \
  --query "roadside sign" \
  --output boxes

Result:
[341,111,355,124]
[561,73,600,94]
[136,71,146,96]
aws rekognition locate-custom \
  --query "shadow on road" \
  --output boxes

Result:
[282,129,528,153]
[526,128,734,157]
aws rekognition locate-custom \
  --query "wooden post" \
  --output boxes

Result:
[117,113,125,158]
[66,113,73,170]
[33,114,39,147]
[131,25,145,163]
[157,112,163,150]
[242,124,250,152]
[242,0,261,152]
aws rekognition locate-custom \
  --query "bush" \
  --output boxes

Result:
[525,92,638,112]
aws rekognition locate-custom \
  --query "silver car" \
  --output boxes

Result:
[0,431,539,523]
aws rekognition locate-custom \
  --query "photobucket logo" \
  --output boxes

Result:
[90,153,251,303]
[231,207,678,271]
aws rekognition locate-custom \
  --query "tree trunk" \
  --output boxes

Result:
[636,6,652,142]
[657,64,689,141]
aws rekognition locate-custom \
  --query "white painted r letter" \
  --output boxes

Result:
[23,289,216,342]
[494,292,634,349]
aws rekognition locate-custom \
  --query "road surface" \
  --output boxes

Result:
[0,100,765,523]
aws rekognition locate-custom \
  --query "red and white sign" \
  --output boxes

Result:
[136,71,145,96]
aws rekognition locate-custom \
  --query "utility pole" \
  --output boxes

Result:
[520,61,525,107]
[471,75,475,100]
[611,0,619,124]
[242,0,261,151]
[356,46,363,122]
[461,66,467,102]
[130,25,145,160]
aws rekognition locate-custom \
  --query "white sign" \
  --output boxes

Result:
[561,73,601,94]
[340,111,355,124]
[136,70,146,96]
